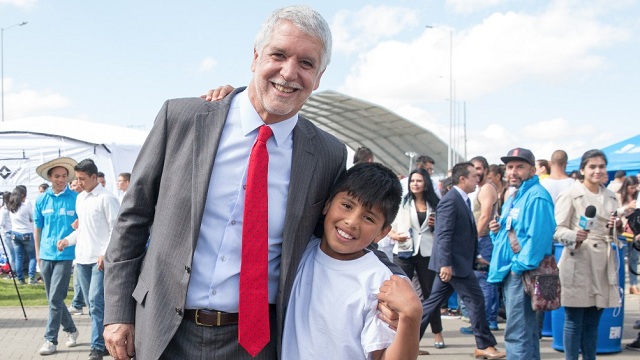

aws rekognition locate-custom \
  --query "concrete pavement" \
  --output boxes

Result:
[0,293,639,359]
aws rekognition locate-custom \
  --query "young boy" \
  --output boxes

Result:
[282,163,422,360]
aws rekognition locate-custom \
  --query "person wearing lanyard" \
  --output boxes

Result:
[488,148,555,360]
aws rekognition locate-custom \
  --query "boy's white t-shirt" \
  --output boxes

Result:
[282,237,396,360]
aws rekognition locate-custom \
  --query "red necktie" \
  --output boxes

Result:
[239,125,273,356]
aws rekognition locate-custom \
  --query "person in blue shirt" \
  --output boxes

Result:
[488,148,555,360]
[33,157,80,356]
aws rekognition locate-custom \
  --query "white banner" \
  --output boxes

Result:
[0,159,31,192]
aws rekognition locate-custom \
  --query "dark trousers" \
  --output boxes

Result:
[162,307,277,360]
[420,272,497,349]
[394,254,443,334]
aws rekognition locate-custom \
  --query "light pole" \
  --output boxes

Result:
[405,151,417,174]
[426,26,453,168]
[1,21,28,122]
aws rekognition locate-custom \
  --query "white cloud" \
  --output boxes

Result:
[2,79,71,119]
[334,1,631,167]
[331,5,419,54]
[340,2,628,104]
[461,117,614,164]
[198,56,218,73]
[0,0,36,8]
[447,0,508,14]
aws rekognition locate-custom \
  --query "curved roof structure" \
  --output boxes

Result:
[300,90,461,176]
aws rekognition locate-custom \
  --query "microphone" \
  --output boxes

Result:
[579,205,596,231]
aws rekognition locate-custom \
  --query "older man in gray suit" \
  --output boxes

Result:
[103,6,354,360]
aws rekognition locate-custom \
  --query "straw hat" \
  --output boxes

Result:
[36,157,78,181]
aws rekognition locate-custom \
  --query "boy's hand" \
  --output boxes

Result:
[377,275,422,324]
[200,85,235,101]
[376,301,399,330]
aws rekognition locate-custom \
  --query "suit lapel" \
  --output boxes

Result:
[280,119,317,280]
[190,92,237,249]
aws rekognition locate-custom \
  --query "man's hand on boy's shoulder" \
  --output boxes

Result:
[377,275,422,329]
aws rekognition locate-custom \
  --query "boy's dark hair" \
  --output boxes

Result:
[327,162,401,228]
[97,171,105,178]
[451,162,473,185]
[75,159,99,177]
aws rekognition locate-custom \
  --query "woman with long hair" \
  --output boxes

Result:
[554,149,621,360]
[388,168,445,350]
[8,186,36,284]
[616,175,639,294]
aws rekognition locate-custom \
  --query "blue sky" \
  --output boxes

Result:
[2,0,639,166]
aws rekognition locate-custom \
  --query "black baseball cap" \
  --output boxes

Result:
[500,148,535,166]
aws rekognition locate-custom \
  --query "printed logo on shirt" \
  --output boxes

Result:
[59,208,66,215]
[66,210,75,216]
[42,209,54,214]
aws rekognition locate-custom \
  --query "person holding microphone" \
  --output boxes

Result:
[554,149,622,360]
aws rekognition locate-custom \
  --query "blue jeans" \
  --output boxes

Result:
[75,263,105,351]
[563,306,603,360]
[40,260,77,344]
[628,245,638,286]
[11,232,36,281]
[476,271,499,324]
[71,266,86,309]
[503,271,540,360]
[476,235,498,324]
[2,231,16,272]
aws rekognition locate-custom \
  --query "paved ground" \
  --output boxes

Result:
[0,293,639,359]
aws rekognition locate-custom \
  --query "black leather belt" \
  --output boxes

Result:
[184,309,239,327]
[184,305,275,327]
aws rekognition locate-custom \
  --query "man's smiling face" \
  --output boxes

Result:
[248,20,324,124]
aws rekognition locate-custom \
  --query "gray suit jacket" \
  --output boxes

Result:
[104,88,347,360]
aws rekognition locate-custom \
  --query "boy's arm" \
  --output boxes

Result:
[375,275,422,360]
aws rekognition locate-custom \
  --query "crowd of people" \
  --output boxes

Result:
[2,4,640,360]
[0,162,130,360]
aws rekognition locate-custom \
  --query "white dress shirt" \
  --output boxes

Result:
[185,90,296,311]
[66,184,120,264]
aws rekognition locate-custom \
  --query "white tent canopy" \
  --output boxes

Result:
[0,116,148,201]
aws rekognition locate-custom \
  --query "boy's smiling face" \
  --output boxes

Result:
[320,191,391,261]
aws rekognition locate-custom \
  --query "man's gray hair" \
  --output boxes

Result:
[254,5,332,72]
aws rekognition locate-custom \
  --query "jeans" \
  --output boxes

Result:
[628,245,638,286]
[475,235,499,324]
[71,266,86,309]
[75,263,105,351]
[476,271,499,324]
[40,260,77,344]
[2,231,16,272]
[503,271,539,360]
[11,232,36,281]
[563,306,603,360]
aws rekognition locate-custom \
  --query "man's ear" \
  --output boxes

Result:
[312,69,325,91]
[251,48,259,72]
